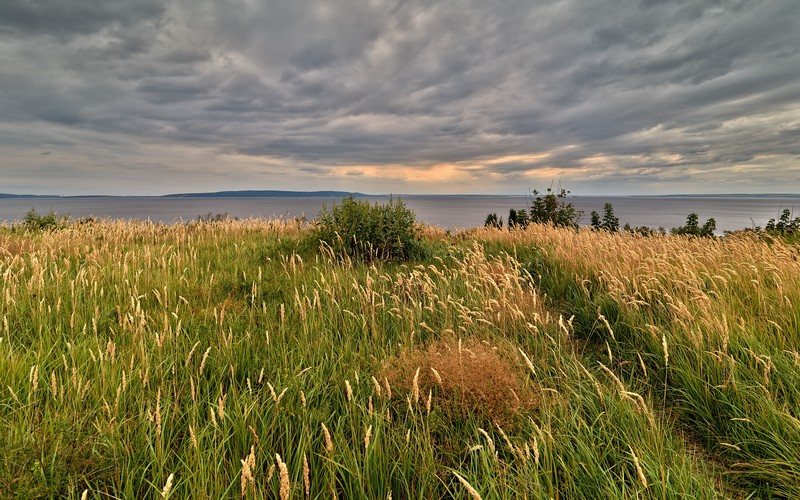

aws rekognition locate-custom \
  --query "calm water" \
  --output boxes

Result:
[1,195,799,233]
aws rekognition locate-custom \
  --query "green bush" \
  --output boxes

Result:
[484,186,582,231]
[19,208,70,232]
[671,213,716,237]
[313,196,420,262]
[766,209,800,235]
[484,213,502,229]
[528,187,582,229]
[507,208,530,229]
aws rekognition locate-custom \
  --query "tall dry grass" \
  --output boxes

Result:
[1,218,784,497]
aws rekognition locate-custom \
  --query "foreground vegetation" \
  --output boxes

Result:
[1,214,799,498]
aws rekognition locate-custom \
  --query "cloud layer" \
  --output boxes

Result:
[2,0,799,195]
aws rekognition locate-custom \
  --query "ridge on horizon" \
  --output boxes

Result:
[162,189,369,198]
[2,190,799,199]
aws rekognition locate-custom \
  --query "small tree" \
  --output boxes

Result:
[590,211,601,230]
[602,203,619,232]
[701,218,716,237]
[484,213,503,229]
[591,203,619,232]
[508,208,530,229]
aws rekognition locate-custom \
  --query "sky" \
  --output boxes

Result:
[1,0,799,196]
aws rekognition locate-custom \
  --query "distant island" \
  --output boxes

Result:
[0,190,367,199]
[163,190,367,198]
[0,193,63,198]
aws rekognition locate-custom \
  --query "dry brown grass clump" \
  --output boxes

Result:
[382,336,538,427]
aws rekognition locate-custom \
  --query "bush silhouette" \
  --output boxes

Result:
[671,213,716,237]
[529,187,581,229]
[591,203,619,232]
[20,208,69,232]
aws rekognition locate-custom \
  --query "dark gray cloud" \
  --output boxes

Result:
[1,0,799,195]
[0,0,165,39]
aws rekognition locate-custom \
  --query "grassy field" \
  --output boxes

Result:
[1,218,799,498]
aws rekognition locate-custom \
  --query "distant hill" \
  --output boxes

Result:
[163,190,367,198]
[0,193,60,198]
[634,193,800,199]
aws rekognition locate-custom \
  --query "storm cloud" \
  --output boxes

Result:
[1,0,799,195]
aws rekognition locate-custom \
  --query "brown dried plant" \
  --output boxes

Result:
[382,336,537,427]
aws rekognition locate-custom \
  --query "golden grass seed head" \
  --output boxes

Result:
[321,422,334,452]
[452,471,482,500]
[477,428,495,455]
[276,454,290,500]
[365,424,372,451]
[161,473,174,498]
[371,376,382,397]
[412,367,420,405]
[303,454,310,499]
[345,380,353,402]
[383,377,392,400]
[629,446,648,488]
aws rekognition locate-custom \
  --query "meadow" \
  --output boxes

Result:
[1,217,799,498]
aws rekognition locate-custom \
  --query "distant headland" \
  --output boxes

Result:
[163,190,367,198]
[0,190,367,199]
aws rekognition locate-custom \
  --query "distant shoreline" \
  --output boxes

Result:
[2,190,799,199]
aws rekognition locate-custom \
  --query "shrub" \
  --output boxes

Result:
[196,212,232,223]
[622,223,666,237]
[314,196,420,262]
[19,208,69,232]
[671,213,716,237]
[483,185,582,231]
[766,209,800,235]
[529,187,582,229]
[507,208,530,229]
[484,213,503,229]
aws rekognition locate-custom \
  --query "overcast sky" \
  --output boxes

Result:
[1,0,799,195]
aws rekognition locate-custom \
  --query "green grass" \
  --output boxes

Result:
[1,219,798,498]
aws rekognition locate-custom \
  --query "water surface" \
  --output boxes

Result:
[1,195,798,233]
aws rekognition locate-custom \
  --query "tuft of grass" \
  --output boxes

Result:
[382,336,538,429]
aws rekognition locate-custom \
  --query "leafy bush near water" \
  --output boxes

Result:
[19,208,70,232]
[529,187,582,229]
[484,187,582,230]
[670,212,716,237]
[313,196,420,261]
[766,208,800,235]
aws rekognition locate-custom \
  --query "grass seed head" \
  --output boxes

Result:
[276,454,290,500]
[629,446,648,488]
[345,380,353,402]
[161,473,174,498]
[365,424,372,451]
[303,454,310,499]
[321,422,334,452]
[452,471,482,500]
